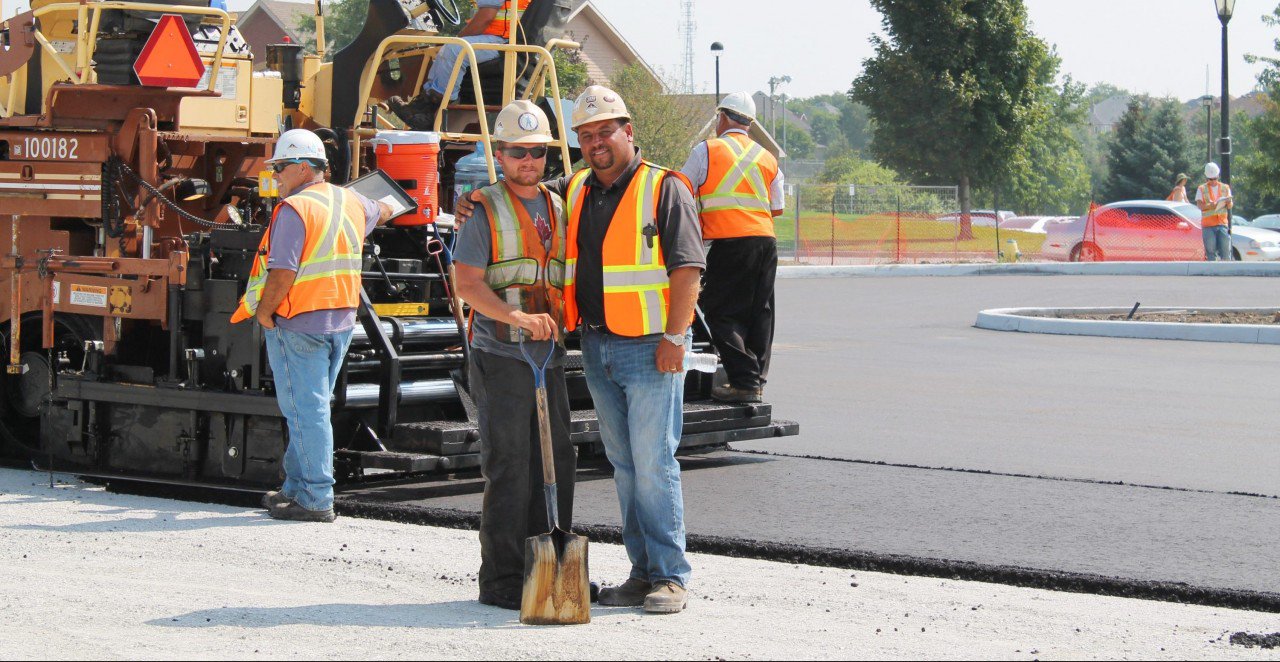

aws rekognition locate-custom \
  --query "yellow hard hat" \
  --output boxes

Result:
[571,85,630,130]
[492,100,553,144]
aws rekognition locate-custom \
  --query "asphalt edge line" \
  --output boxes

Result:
[728,448,1279,500]
[333,498,1280,614]
[779,262,1280,279]
[976,306,1280,345]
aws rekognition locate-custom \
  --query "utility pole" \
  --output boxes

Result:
[767,75,790,137]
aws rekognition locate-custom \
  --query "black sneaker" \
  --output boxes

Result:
[261,490,289,510]
[268,500,336,523]
[478,589,521,610]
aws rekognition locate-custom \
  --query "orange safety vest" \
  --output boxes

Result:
[481,0,531,41]
[562,161,693,337]
[1197,181,1232,227]
[1166,185,1188,203]
[697,131,778,239]
[473,181,567,341]
[230,182,367,323]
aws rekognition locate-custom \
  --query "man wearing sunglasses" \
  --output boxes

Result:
[231,128,392,523]
[452,100,576,611]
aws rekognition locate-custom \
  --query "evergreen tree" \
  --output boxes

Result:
[1100,98,1189,202]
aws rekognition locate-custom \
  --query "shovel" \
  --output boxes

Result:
[517,332,590,625]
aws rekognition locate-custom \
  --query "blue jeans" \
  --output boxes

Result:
[264,326,354,511]
[425,34,504,101]
[582,329,692,588]
[1203,225,1232,261]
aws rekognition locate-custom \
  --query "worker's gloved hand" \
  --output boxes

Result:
[454,190,482,225]
[511,311,558,341]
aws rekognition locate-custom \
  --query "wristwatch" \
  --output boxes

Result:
[661,332,686,347]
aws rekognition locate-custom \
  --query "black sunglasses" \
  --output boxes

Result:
[270,160,303,174]
[502,146,548,160]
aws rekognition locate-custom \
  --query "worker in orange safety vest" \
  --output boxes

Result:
[681,91,784,403]
[231,128,391,522]
[1196,162,1233,261]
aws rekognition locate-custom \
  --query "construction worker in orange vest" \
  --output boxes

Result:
[231,129,391,522]
[1196,162,1233,261]
[681,92,784,404]
[452,100,576,612]
[455,85,705,613]
[390,0,530,128]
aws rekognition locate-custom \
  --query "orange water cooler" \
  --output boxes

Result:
[371,131,441,226]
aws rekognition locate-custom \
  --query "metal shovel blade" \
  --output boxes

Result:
[520,527,590,625]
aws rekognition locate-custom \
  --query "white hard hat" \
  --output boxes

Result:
[493,100,553,144]
[571,85,630,130]
[716,91,756,122]
[1205,162,1221,179]
[267,128,327,165]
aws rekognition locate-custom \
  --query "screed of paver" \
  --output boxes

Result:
[0,468,1277,661]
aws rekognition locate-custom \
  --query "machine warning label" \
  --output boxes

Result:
[69,284,108,308]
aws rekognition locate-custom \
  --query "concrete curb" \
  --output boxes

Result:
[779,262,1280,279]
[975,306,1280,345]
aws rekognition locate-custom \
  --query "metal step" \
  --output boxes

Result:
[343,450,481,473]
[388,401,778,454]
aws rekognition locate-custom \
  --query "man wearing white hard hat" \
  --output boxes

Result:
[231,128,391,522]
[1196,162,1233,261]
[452,100,576,611]
[681,92,784,404]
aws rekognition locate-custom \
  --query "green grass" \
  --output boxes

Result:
[772,212,1046,256]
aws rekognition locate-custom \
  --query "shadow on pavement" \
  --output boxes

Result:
[147,601,634,629]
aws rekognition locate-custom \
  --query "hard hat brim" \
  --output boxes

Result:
[264,156,328,165]
[571,111,630,130]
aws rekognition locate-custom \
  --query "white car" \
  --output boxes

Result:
[936,209,1015,227]
[1040,201,1202,262]
[1229,225,1280,261]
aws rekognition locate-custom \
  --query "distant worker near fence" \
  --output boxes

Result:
[1196,162,1233,261]
[1167,173,1189,203]
[681,91,784,404]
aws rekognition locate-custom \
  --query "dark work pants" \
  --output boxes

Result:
[700,236,777,390]
[469,348,575,596]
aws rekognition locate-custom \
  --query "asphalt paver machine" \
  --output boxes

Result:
[0,0,796,489]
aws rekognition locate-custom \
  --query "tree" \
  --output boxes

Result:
[1236,3,1280,216]
[851,0,1052,238]
[817,154,901,185]
[988,72,1091,215]
[1099,97,1191,202]
[607,64,704,169]
[808,113,842,146]
[778,120,815,159]
[551,48,590,98]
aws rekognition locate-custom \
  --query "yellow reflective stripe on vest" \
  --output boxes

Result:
[707,137,770,210]
[486,257,541,289]
[294,186,363,286]
[239,242,271,315]
[603,164,669,336]
[480,186,525,262]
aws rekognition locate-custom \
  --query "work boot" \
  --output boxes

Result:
[478,589,521,611]
[711,383,762,404]
[268,500,337,523]
[644,580,688,614]
[598,578,651,607]
[261,490,289,510]
[387,91,442,130]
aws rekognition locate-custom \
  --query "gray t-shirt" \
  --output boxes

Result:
[266,184,381,334]
[454,187,564,365]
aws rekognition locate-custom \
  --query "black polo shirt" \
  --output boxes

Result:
[547,150,705,329]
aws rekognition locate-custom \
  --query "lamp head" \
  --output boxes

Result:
[1200,94,1214,108]
[1216,0,1235,21]
[710,41,724,54]
[176,178,211,201]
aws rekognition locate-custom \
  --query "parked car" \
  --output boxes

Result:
[1229,225,1280,261]
[1041,200,1203,262]
[936,209,1016,227]
[1250,213,1280,231]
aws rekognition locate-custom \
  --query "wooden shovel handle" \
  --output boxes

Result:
[535,385,556,486]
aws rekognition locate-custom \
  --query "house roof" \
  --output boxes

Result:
[566,0,661,88]
[240,0,314,43]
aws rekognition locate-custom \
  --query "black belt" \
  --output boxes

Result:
[584,323,610,334]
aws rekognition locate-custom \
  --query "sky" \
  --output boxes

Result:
[589,0,1280,101]
[6,0,1272,102]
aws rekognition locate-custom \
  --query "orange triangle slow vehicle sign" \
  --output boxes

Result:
[133,14,205,87]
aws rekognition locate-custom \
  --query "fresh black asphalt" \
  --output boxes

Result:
[344,275,1280,607]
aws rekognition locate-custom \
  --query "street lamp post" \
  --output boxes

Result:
[767,75,791,137]
[710,42,724,102]
[1217,0,1235,186]
[1199,94,1214,164]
